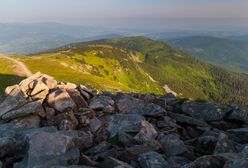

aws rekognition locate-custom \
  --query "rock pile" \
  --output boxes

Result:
[0,73,248,168]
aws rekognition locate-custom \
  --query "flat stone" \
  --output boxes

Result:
[227,128,248,143]
[0,86,27,117]
[14,132,80,168]
[10,115,41,128]
[138,151,170,168]
[116,95,166,117]
[2,100,45,120]
[168,112,208,127]
[182,102,230,122]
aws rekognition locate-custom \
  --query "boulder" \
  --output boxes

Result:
[227,128,248,143]
[138,151,170,168]
[0,86,27,117]
[168,112,208,127]
[116,95,166,117]
[67,89,88,109]
[89,96,114,113]
[14,132,80,168]
[28,80,49,100]
[106,114,145,138]
[214,133,237,154]
[223,158,248,168]
[159,134,187,157]
[47,89,76,112]
[182,102,230,122]
[1,100,45,120]
[134,121,158,144]
[10,115,41,128]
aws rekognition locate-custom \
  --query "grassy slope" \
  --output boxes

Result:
[10,36,248,104]
[169,36,248,73]
[0,58,24,97]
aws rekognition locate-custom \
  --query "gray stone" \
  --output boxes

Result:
[0,86,27,117]
[99,157,133,168]
[47,89,76,112]
[182,102,229,121]
[67,89,88,109]
[116,95,166,117]
[227,105,248,122]
[2,100,45,120]
[89,96,114,112]
[0,136,16,158]
[214,133,237,154]
[138,151,170,168]
[227,128,248,143]
[223,158,248,168]
[168,112,208,127]
[15,132,80,168]
[159,134,187,157]
[134,121,158,144]
[89,117,102,133]
[10,115,41,128]
[107,114,145,138]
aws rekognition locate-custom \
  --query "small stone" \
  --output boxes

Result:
[214,133,237,154]
[99,157,133,168]
[134,121,158,144]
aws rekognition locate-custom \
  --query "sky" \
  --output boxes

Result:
[0,0,248,30]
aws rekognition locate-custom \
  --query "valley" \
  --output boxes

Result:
[1,37,248,104]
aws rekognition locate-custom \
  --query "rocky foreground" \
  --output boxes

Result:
[0,73,248,168]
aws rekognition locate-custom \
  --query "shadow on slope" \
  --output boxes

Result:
[0,74,24,98]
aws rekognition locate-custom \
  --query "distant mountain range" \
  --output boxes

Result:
[2,37,248,104]
[168,36,248,73]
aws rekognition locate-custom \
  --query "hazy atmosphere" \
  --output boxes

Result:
[0,0,248,30]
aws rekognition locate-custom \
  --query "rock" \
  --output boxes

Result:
[159,134,187,157]
[47,89,76,112]
[19,72,43,97]
[227,105,248,122]
[99,157,133,168]
[156,116,178,129]
[167,156,190,168]
[2,100,45,120]
[182,102,230,122]
[5,84,19,96]
[182,155,226,168]
[118,132,138,147]
[79,154,98,166]
[67,89,88,109]
[106,114,145,138]
[0,136,16,158]
[0,86,27,117]
[55,110,78,130]
[10,115,41,128]
[58,82,77,90]
[45,107,56,124]
[214,133,237,154]
[138,151,170,168]
[227,128,248,143]
[134,121,158,144]
[89,117,102,133]
[15,132,80,168]
[41,74,57,89]
[89,96,114,113]
[168,112,208,127]
[196,136,217,154]
[116,95,166,117]
[78,84,95,101]
[29,80,49,100]
[223,158,248,168]
[75,131,94,151]
[86,141,112,156]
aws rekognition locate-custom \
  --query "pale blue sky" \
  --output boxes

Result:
[0,0,247,23]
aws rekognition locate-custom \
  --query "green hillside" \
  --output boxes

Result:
[169,36,248,73]
[1,36,248,104]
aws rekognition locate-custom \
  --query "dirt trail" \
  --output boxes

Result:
[0,55,33,77]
